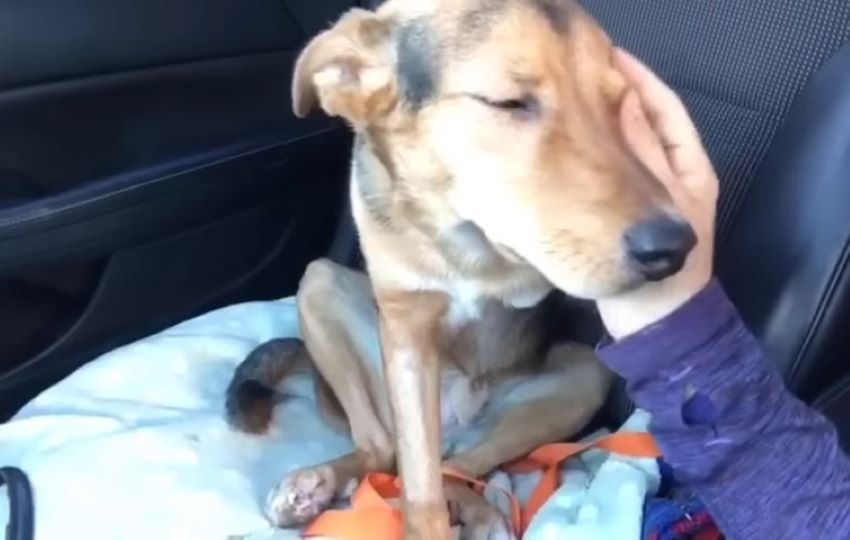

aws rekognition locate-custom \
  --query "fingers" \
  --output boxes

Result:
[619,88,694,219]
[613,49,694,143]
[614,49,710,179]
[619,89,674,186]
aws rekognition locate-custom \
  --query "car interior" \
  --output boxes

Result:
[1,0,850,533]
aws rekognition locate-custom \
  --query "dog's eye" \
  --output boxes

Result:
[487,98,528,110]
[471,95,538,116]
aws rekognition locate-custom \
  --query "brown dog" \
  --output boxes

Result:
[226,0,695,538]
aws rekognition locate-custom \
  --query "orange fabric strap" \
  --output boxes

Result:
[302,431,661,539]
[502,431,662,531]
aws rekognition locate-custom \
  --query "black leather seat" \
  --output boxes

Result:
[719,43,850,402]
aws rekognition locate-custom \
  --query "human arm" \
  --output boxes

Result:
[600,278,850,539]
[596,51,850,539]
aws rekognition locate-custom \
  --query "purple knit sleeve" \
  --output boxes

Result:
[598,280,850,539]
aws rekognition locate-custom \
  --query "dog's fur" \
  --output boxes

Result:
[226,1,683,538]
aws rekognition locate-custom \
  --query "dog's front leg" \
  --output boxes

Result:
[376,289,452,540]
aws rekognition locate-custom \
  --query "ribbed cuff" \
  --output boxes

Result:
[598,280,739,381]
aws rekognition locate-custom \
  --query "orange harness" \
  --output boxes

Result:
[302,432,661,539]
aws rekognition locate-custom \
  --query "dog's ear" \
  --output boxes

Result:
[292,8,396,124]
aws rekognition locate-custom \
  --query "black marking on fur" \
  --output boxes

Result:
[532,0,575,31]
[225,338,303,433]
[233,379,278,411]
[395,18,438,107]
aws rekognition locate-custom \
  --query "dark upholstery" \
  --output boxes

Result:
[719,43,850,401]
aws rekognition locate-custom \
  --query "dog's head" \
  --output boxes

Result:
[292,0,696,299]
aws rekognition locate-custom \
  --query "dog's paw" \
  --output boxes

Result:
[458,503,516,540]
[265,465,337,527]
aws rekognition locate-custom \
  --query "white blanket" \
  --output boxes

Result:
[0,298,659,540]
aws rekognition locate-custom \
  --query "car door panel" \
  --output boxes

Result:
[0,0,359,418]
[0,0,301,89]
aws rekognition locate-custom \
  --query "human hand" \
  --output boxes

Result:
[597,50,719,339]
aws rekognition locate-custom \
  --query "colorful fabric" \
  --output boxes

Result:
[521,410,662,540]
[643,494,723,540]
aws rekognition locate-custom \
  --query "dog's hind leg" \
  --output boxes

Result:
[437,345,608,540]
[265,259,395,527]
[445,343,611,479]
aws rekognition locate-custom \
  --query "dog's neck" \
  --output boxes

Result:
[350,133,552,311]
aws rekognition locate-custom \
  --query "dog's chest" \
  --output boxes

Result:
[442,282,485,329]
[435,287,538,429]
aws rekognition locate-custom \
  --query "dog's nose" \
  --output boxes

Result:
[624,215,697,281]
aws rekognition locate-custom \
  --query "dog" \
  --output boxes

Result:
[226,0,695,538]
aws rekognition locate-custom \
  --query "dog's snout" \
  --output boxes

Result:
[624,215,697,281]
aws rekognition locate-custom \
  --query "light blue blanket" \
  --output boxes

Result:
[0,298,659,539]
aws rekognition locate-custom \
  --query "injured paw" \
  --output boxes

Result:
[265,465,337,527]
